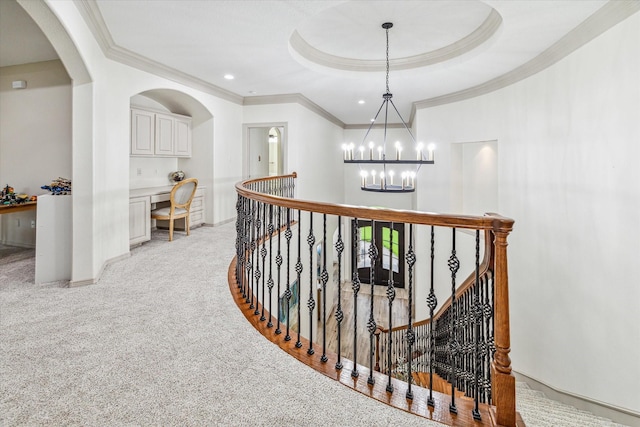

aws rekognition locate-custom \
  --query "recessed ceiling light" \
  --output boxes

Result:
[248,90,256,94]
[358,100,365,104]
[224,74,234,80]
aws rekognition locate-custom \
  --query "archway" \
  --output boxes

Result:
[130,88,215,225]
[17,0,95,284]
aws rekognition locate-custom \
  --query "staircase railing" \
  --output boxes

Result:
[376,229,495,410]
[231,173,518,427]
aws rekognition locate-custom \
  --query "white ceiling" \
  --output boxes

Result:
[2,0,631,125]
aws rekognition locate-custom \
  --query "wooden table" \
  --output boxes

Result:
[0,201,37,214]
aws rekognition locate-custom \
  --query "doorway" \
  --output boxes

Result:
[244,123,286,179]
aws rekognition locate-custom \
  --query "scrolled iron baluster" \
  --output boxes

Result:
[260,204,268,321]
[386,222,396,393]
[320,214,329,363]
[351,218,361,378]
[295,210,303,348]
[234,195,243,292]
[405,224,416,400]
[367,219,378,386]
[266,204,274,328]
[284,208,293,341]
[307,213,316,355]
[246,200,255,305]
[473,230,482,420]
[335,216,344,370]
[276,206,283,335]
[253,202,262,315]
[427,225,437,407]
[448,228,460,414]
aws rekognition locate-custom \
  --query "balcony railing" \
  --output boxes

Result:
[230,173,519,427]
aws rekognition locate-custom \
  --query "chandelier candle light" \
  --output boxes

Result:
[342,22,435,193]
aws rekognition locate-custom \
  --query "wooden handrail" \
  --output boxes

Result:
[236,174,514,232]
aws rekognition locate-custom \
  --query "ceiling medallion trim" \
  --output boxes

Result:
[289,9,502,73]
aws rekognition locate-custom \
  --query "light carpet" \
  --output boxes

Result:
[0,223,627,426]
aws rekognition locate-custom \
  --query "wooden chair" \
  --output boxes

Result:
[151,178,198,241]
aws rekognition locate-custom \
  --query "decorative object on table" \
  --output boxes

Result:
[169,170,186,183]
[341,22,435,193]
[1,185,38,205]
[1,184,17,205]
[41,177,72,195]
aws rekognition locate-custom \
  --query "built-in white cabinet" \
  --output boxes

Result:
[174,117,192,157]
[130,108,192,157]
[129,195,151,246]
[130,109,155,155]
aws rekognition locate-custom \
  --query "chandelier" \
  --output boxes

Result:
[342,22,434,193]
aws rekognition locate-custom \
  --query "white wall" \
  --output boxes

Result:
[31,1,243,282]
[414,13,640,415]
[0,60,71,247]
[243,103,344,205]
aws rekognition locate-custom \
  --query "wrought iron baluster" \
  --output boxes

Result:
[253,202,262,315]
[386,222,396,393]
[235,195,243,292]
[488,268,495,403]
[367,219,378,386]
[427,225,437,407]
[284,208,293,341]
[276,206,283,335]
[405,224,416,400]
[307,212,316,355]
[351,218,361,378]
[260,202,267,321]
[247,200,255,305]
[448,228,460,414]
[267,204,274,328]
[320,214,329,363]
[240,197,248,299]
[473,230,482,420]
[295,210,303,348]
[335,216,344,370]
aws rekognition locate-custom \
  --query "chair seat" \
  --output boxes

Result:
[151,207,188,217]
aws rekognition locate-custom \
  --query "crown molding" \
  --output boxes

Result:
[289,9,502,73]
[75,0,243,105]
[414,0,640,111]
[243,94,345,128]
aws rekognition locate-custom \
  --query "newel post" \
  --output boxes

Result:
[491,218,516,427]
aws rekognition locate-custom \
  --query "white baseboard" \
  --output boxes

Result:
[1,239,35,249]
[514,371,640,427]
[213,217,235,226]
[68,252,131,287]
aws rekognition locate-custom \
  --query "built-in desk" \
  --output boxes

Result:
[129,185,205,246]
[0,201,37,215]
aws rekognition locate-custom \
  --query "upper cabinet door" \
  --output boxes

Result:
[155,113,175,156]
[130,109,155,155]
[174,117,192,157]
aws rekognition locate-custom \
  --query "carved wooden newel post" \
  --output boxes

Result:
[491,217,516,427]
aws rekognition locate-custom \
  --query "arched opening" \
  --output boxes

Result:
[2,0,93,284]
[129,88,215,234]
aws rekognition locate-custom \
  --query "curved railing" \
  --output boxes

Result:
[230,173,518,427]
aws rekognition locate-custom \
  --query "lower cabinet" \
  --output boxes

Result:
[129,196,151,246]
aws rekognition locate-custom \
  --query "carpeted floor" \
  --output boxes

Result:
[0,223,628,426]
